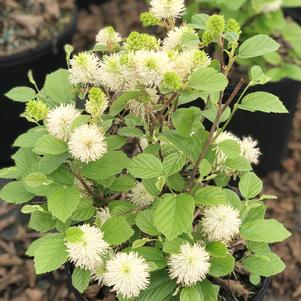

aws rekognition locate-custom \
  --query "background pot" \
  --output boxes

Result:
[0,10,77,168]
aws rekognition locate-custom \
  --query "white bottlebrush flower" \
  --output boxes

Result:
[65,224,109,270]
[69,52,102,86]
[68,124,107,163]
[96,207,111,225]
[99,53,128,92]
[103,252,150,299]
[134,50,173,87]
[46,104,80,141]
[91,262,107,284]
[163,26,198,51]
[173,50,211,79]
[150,0,185,20]
[128,182,155,207]
[96,26,122,49]
[215,131,240,145]
[201,204,241,243]
[168,243,210,286]
[240,136,261,164]
[261,0,282,13]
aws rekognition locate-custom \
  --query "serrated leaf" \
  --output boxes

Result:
[136,210,160,236]
[29,211,56,232]
[48,186,81,222]
[209,254,235,277]
[189,67,228,92]
[0,181,34,204]
[25,172,49,187]
[118,126,144,138]
[190,13,209,29]
[238,92,288,113]
[39,153,70,175]
[5,86,36,102]
[218,139,241,159]
[65,227,84,243]
[239,172,263,199]
[109,91,140,116]
[238,35,279,59]
[180,287,203,301]
[240,219,291,243]
[33,233,68,274]
[102,216,134,245]
[110,175,136,192]
[243,253,285,276]
[128,154,163,179]
[106,135,127,151]
[225,156,252,171]
[162,152,186,176]
[250,65,271,86]
[72,268,91,293]
[135,247,167,271]
[162,237,186,254]
[154,194,195,240]
[194,186,226,206]
[34,135,68,155]
[71,198,95,221]
[206,241,228,258]
[0,167,21,179]
[13,127,48,148]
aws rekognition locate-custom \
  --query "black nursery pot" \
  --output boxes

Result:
[226,79,300,176]
[65,263,270,301]
[0,11,77,167]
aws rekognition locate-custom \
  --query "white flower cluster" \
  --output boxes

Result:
[128,182,155,207]
[150,0,185,20]
[214,131,261,173]
[46,105,107,163]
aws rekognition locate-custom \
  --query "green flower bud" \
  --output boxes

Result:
[125,32,160,51]
[140,12,160,27]
[206,15,225,36]
[193,50,211,68]
[226,18,241,35]
[160,71,182,93]
[86,87,108,120]
[202,31,215,46]
[22,99,48,122]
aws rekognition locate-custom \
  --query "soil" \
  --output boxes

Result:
[0,0,74,57]
[0,1,301,300]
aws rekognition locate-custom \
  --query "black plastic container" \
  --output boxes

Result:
[0,11,77,167]
[65,262,270,301]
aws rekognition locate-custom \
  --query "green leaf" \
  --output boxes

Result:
[0,167,21,179]
[48,186,81,222]
[238,35,279,59]
[249,65,271,86]
[29,211,56,232]
[283,0,301,7]
[136,210,160,236]
[109,91,140,116]
[162,152,186,176]
[118,127,144,138]
[190,13,210,29]
[72,268,91,293]
[71,198,95,221]
[218,139,241,159]
[41,69,75,105]
[12,148,39,176]
[5,86,36,102]
[238,92,288,113]
[194,186,226,206]
[81,151,130,180]
[128,154,163,179]
[106,135,127,151]
[243,253,285,276]
[189,67,228,92]
[223,189,242,210]
[33,233,68,274]
[135,247,167,271]
[209,254,235,277]
[110,175,136,192]
[25,172,49,187]
[154,194,195,240]
[34,135,68,155]
[0,181,34,204]
[162,237,186,254]
[206,241,228,258]
[181,31,199,48]
[239,172,263,199]
[14,127,48,148]
[225,156,252,171]
[39,153,70,175]
[199,159,212,177]
[180,287,203,301]
[136,270,176,301]
[240,219,291,243]
[65,227,84,243]
[102,216,134,245]
[197,280,219,301]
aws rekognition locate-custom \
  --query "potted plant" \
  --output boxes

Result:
[181,0,301,175]
[0,0,77,167]
[0,0,291,300]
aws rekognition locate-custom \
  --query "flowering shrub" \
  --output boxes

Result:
[0,0,292,300]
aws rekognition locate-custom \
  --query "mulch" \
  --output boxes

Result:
[1,1,301,300]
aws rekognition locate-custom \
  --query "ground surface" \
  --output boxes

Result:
[1,1,301,300]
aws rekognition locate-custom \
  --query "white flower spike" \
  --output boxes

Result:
[168,243,210,286]
[68,124,107,163]
[201,204,241,243]
[65,224,109,270]
[128,182,155,207]
[150,0,185,20]
[103,252,150,299]
[240,136,261,164]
